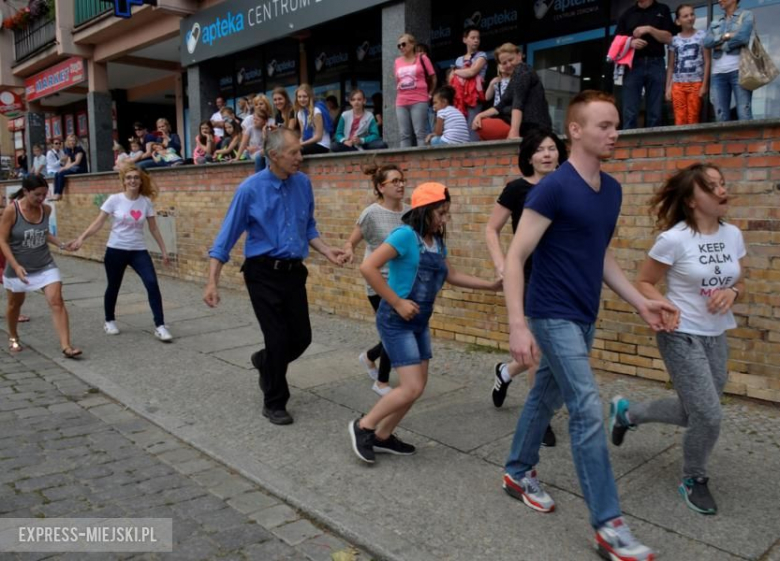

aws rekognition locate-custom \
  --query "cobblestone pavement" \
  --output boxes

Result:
[0,345,371,561]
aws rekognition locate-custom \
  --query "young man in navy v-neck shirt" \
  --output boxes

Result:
[501,90,678,561]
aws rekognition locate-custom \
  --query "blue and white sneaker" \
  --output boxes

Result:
[609,395,635,447]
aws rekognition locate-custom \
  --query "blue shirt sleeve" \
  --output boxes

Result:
[168,134,182,155]
[385,226,416,257]
[208,182,251,263]
[304,176,319,242]
[523,173,560,221]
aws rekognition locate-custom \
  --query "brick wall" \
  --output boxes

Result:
[48,119,780,402]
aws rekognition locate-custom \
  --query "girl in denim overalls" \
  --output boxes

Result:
[348,182,502,463]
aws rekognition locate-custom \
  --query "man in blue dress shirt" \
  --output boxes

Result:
[204,128,345,425]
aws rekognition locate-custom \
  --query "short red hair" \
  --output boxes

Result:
[565,90,617,133]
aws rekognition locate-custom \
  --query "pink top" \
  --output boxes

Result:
[394,54,435,107]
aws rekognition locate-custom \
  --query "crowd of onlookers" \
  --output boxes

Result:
[20,0,769,198]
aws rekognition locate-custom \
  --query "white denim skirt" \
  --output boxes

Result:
[2,267,61,293]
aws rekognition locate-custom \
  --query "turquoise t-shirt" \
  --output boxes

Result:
[383,226,446,299]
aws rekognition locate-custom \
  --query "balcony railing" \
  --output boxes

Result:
[13,14,56,63]
[75,0,114,27]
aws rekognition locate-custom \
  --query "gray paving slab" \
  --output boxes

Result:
[212,342,332,370]
[163,314,254,338]
[175,325,262,354]
[11,255,778,561]
[67,292,149,309]
[119,304,215,328]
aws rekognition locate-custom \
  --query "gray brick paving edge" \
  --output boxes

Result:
[30,350,431,561]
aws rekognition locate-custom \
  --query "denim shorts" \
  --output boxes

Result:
[376,301,432,367]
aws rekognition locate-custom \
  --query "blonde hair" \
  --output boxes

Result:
[293,83,315,115]
[494,42,520,60]
[252,94,273,118]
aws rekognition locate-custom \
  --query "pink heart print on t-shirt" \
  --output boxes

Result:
[130,210,143,221]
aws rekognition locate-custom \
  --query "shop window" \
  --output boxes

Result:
[527,29,609,133]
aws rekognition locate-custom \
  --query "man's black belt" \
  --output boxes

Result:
[250,255,304,271]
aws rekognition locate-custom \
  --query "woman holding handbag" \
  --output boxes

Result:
[704,0,754,121]
[394,33,437,147]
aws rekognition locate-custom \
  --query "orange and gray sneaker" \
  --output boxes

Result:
[502,469,555,512]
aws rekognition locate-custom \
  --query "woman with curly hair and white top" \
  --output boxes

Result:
[610,163,745,516]
[71,164,173,342]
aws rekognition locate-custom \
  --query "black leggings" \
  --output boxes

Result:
[367,295,391,384]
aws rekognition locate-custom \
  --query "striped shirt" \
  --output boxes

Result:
[437,106,470,145]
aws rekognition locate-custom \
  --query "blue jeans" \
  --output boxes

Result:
[505,318,621,528]
[53,166,85,195]
[711,70,753,122]
[622,57,666,129]
[396,102,430,147]
[104,247,164,327]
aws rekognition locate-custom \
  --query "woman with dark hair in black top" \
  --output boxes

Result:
[484,128,567,445]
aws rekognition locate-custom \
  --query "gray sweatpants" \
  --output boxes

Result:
[630,331,729,479]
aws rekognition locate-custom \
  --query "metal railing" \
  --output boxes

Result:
[13,14,56,62]
[74,0,114,27]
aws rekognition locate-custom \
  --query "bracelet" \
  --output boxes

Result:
[729,286,740,299]
[58,242,65,250]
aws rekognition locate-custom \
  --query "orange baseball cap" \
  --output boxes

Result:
[410,182,448,209]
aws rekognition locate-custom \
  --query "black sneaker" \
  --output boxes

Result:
[349,418,376,464]
[492,363,512,408]
[679,477,717,515]
[541,424,556,447]
[262,407,293,425]
[373,434,416,455]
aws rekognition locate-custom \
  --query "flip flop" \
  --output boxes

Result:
[62,347,83,359]
[18,315,30,323]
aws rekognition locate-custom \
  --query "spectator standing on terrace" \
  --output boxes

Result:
[666,4,711,126]
[395,33,436,147]
[615,0,674,129]
[51,135,87,201]
[45,139,65,177]
[704,0,755,122]
[472,51,551,140]
[210,96,226,138]
[332,89,387,152]
[501,91,677,561]
[138,118,182,170]
[204,128,346,426]
[451,26,487,141]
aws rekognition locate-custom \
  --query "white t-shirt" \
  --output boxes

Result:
[712,52,740,75]
[46,149,63,174]
[211,110,225,138]
[437,105,470,144]
[31,155,46,174]
[297,107,331,149]
[100,193,156,251]
[649,221,746,336]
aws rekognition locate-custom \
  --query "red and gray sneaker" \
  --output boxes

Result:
[595,517,655,561]
[502,469,555,512]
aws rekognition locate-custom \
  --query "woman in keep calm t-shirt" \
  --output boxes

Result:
[71,164,174,342]
[394,33,436,148]
[609,163,746,516]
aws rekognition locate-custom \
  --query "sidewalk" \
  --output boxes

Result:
[8,255,780,561]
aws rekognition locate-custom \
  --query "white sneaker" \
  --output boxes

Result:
[372,382,392,396]
[359,352,379,381]
[104,321,120,335]
[154,325,173,342]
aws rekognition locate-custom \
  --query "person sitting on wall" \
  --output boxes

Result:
[31,145,46,176]
[471,49,552,140]
[45,139,66,178]
[132,122,160,166]
[214,119,242,161]
[236,108,269,168]
[425,85,471,146]
[294,83,333,156]
[193,120,218,165]
[51,134,87,201]
[114,141,131,171]
[16,149,28,178]
[151,143,184,166]
[237,97,252,120]
[325,95,341,135]
[486,43,523,115]
[271,87,297,131]
[332,89,387,152]
[138,118,182,170]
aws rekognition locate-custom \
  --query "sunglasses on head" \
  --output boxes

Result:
[397,42,407,49]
